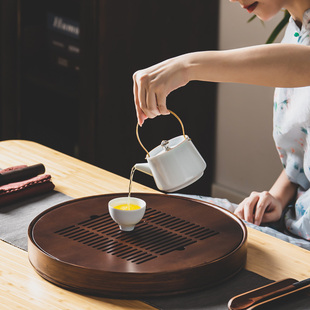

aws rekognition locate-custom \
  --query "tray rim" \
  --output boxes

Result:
[27,192,248,297]
[28,192,247,270]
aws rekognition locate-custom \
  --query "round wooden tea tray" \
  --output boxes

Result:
[28,193,247,298]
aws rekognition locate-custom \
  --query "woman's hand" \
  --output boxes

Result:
[133,55,190,125]
[235,170,298,226]
[235,191,283,226]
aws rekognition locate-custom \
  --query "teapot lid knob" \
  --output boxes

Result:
[161,140,171,151]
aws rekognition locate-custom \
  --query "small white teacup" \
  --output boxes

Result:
[108,197,146,231]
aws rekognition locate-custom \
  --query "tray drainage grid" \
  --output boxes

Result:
[54,207,219,265]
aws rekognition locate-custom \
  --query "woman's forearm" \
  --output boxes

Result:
[133,43,310,124]
[186,44,310,87]
[269,169,298,210]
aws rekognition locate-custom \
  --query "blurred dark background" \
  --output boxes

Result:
[0,0,219,195]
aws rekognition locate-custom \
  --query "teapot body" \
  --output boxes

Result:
[135,111,207,192]
[145,135,206,192]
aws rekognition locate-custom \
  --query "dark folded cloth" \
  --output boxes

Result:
[0,165,55,206]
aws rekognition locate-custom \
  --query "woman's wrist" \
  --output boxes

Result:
[185,51,219,83]
[269,171,298,211]
[269,192,288,211]
[183,52,199,84]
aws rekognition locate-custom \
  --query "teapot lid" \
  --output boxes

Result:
[149,135,188,158]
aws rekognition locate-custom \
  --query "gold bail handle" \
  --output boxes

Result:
[136,110,186,157]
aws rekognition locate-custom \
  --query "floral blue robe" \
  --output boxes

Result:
[274,9,310,240]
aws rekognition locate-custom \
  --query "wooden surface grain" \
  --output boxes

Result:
[0,140,310,309]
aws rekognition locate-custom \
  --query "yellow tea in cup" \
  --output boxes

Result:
[114,204,141,211]
[108,197,146,231]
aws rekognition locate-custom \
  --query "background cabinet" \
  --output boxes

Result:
[0,0,219,195]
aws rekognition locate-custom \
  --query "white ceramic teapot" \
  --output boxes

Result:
[135,110,207,192]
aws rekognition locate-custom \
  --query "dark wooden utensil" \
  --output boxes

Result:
[0,163,45,185]
[229,278,310,310]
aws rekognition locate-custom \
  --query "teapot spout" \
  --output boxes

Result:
[135,163,153,176]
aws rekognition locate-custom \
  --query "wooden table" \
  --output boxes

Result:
[1,140,310,309]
